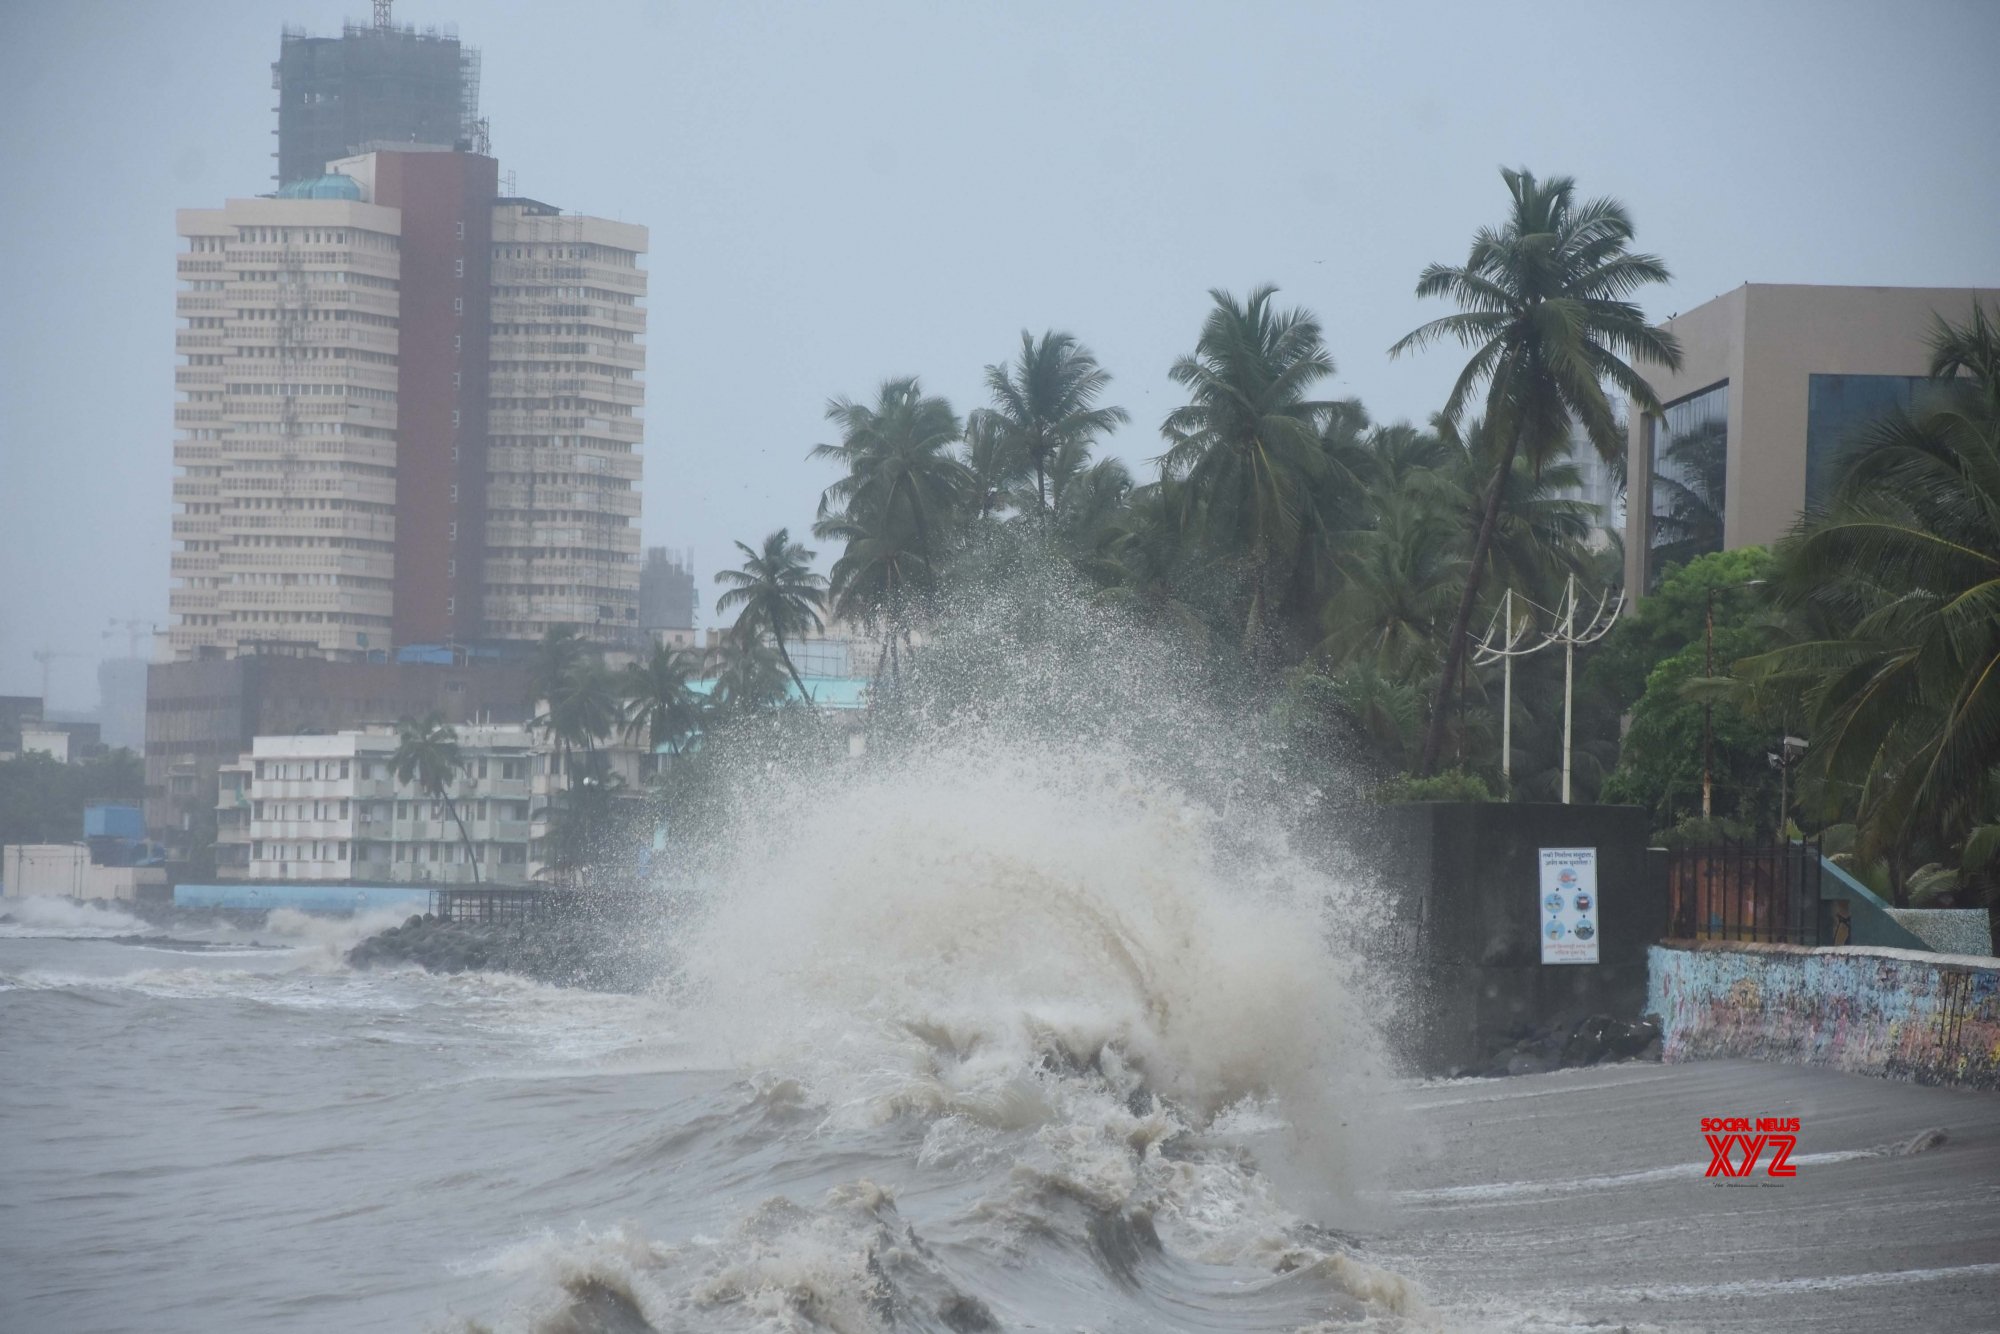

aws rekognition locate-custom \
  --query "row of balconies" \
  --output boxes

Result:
[219,590,392,613]
[487,261,646,290]
[487,301,645,332]
[484,521,640,549]
[225,324,399,352]
[480,559,641,586]
[486,459,644,485]
[481,597,638,623]
[488,338,644,368]
[223,357,399,379]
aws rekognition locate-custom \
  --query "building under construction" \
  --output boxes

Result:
[272,2,484,187]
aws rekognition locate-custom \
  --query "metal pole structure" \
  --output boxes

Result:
[1501,587,1513,795]
[1562,575,1575,805]
[1702,586,1715,819]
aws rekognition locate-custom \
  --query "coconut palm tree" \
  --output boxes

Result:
[1746,304,2000,889]
[973,330,1130,520]
[528,625,586,713]
[536,656,620,795]
[813,377,970,581]
[705,632,792,714]
[714,529,828,706]
[1391,168,1681,774]
[961,410,1029,521]
[1160,286,1341,651]
[621,644,706,765]
[391,712,479,884]
[1647,419,1728,583]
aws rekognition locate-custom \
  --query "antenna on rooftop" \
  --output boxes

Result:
[374,0,393,29]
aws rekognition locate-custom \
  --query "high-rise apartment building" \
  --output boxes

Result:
[486,202,648,642]
[168,151,647,662]
[272,12,482,188]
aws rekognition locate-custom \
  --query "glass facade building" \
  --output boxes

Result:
[1803,373,1930,511]
[1646,381,1728,588]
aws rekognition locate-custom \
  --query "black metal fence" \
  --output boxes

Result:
[429,886,555,925]
[1667,838,1823,945]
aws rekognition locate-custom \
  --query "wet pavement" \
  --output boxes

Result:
[1377,1059,2000,1332]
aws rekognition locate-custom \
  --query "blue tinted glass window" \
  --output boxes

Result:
[1804,374,1930,510]
[1647,381,1727,588]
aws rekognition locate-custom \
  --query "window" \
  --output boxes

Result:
[1805,374,1933,510]
[1646,381,1729,589]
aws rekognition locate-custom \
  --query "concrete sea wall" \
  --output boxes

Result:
[1648,941,2000,1089]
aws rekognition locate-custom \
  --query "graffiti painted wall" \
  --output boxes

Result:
[1648,942,2000,1090]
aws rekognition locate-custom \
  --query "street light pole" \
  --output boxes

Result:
[1702,586,1715,819]
[1562,575,1576,805]
[1701,577,1767,823]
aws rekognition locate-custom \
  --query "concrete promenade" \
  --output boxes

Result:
[1374,1059,2000,1331]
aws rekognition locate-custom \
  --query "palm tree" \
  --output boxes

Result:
[1160,285,1341,650]
[391,712,479,884]
[1745,304,2000,892]
[1647,420,1728,583]
[536,656,620,794]
[813,377,970,581]
[1392,167,1681,773]
[973,330,1129,520]
[714,529,828,705]
[621,644,706,765]
[705,632,792,714]
[529,625,587,710]
[961,409,1029,521]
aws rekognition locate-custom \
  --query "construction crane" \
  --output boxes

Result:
[374,0,393,28]
[103,618,160,660]
[30,648,84,705]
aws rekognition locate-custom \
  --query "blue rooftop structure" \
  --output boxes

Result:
[687,676,872,711]
[274,173,364,201]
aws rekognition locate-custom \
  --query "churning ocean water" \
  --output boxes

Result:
[0,731,1472,1334]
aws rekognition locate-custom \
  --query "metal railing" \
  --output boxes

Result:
[429,886,555,925]
[1667,838,1822,945]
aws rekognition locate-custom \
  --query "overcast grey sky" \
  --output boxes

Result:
[2,0,1996,712]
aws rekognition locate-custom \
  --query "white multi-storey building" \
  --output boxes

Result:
[171,185,404,660]
[233,727,538,884]
[485,201,648,645]
[169,156,647,661]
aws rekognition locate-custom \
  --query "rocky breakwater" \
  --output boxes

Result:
[347,913,652,992]
[1455,1012,1663,1078]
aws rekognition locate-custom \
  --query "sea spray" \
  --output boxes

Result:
[596,559,1422,1326]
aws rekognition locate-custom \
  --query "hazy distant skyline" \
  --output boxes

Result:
[3,0,1996,711]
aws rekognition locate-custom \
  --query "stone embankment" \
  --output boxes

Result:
[347,913,652,992]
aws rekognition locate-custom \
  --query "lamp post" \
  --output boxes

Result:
[1702,578,1767,819]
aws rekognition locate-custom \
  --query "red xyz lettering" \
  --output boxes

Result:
[1704,1132,1797,1177]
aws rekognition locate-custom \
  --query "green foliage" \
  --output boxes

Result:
[1373,769,1496,804]
[1587,546,1774,712]
[391,713,478,882]
[1601,628,1781,830]
[1391,166,1682,773]
[1741,303,2000,901]
[714,528,827,703]
[0,749,145,847]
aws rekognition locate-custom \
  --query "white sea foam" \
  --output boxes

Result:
[0,895,155,938]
